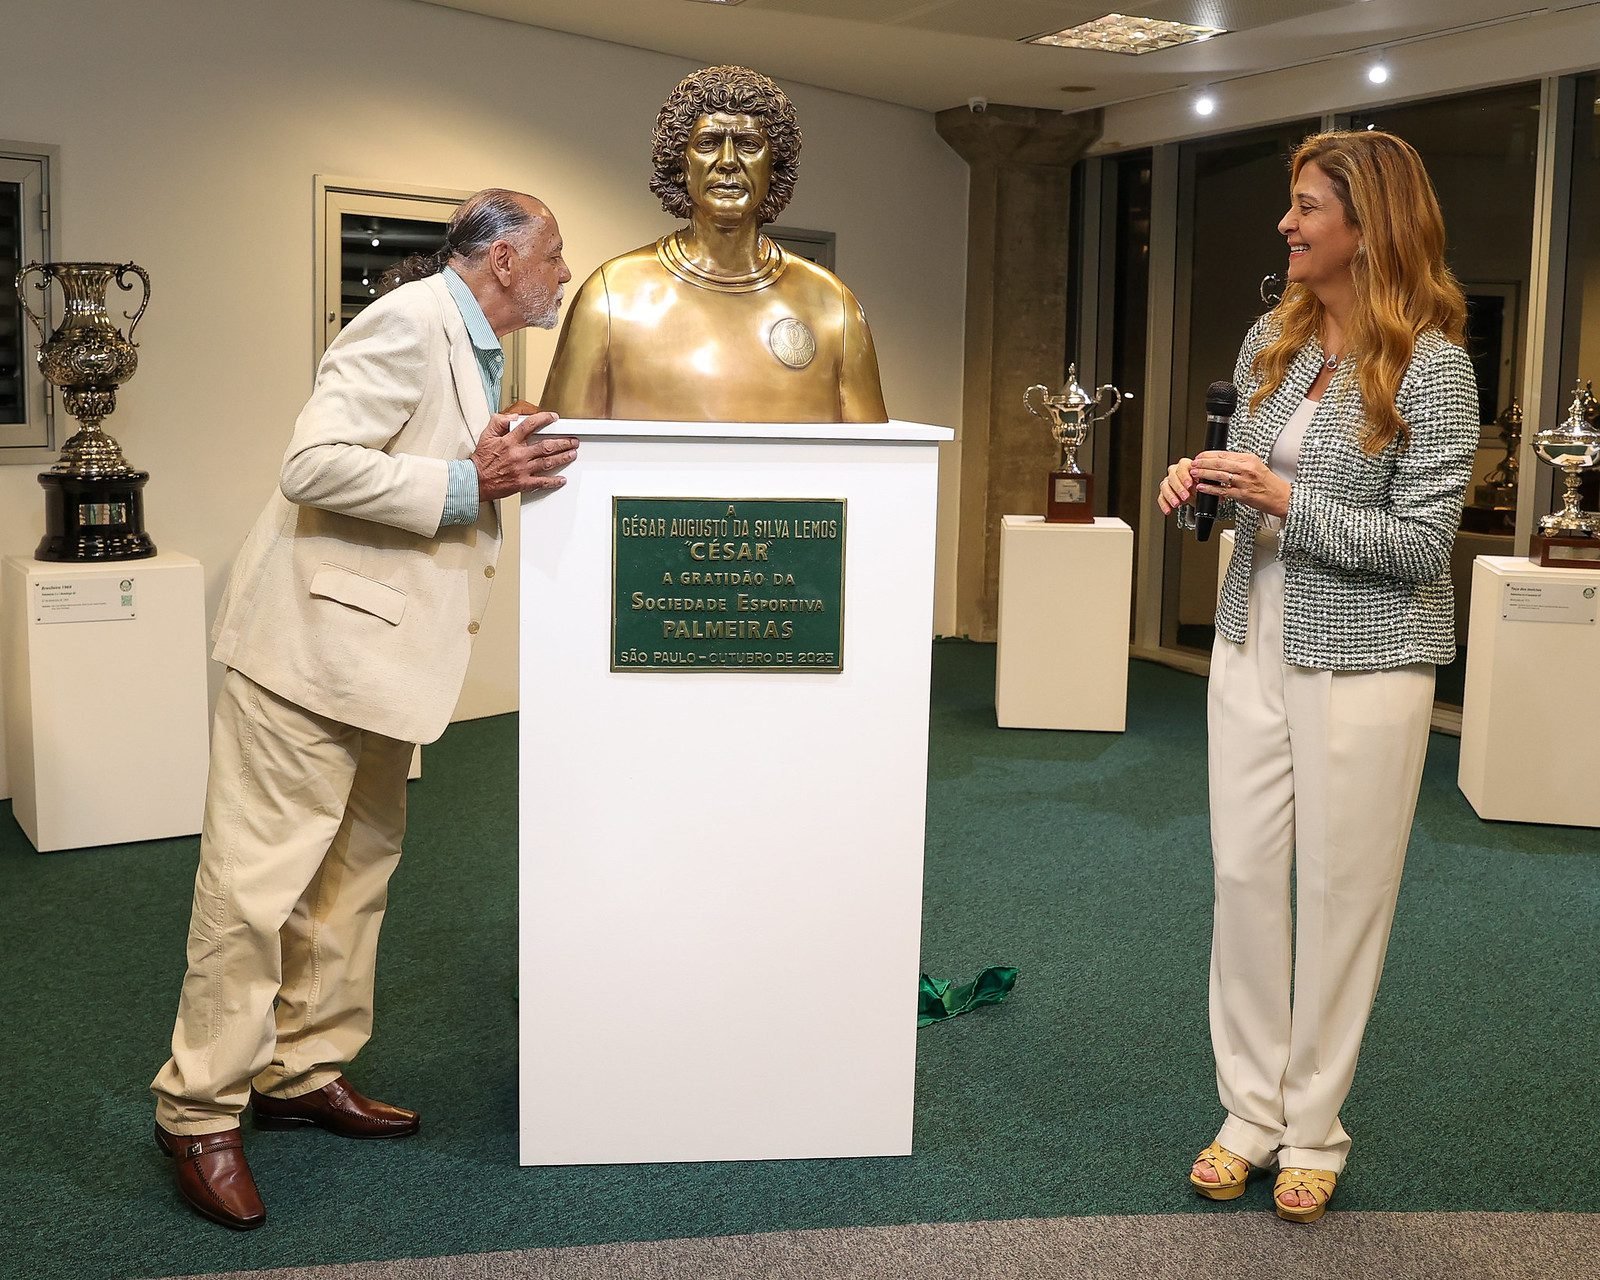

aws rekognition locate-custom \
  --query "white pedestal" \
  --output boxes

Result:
[2,553,210,851]
[518,419,950,1166]
[1459,555,1600,827]
[995,516,1133,731]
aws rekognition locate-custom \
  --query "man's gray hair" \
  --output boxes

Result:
[379,188,539,293]
[444,189,539,261]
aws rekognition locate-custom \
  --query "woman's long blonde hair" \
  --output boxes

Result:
[1251,130,1466,453]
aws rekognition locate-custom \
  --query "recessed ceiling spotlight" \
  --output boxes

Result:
[1367,60,1391,85]
[1027,13,1226,55]
[1194,92,1217,117]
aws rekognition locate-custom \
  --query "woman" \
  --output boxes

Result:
[1157,130,1478,1223]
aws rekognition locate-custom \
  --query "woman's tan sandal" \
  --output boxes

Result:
[1273,1167,1337,1223]
[1189,1143,1251,1200]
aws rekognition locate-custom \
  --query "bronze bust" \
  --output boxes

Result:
[541,65,888,423]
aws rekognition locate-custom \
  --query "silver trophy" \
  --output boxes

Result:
[15,259,156,560]
[1023,364,1122,523]
[1532,381,1600,538]
[1475,400,1523,511]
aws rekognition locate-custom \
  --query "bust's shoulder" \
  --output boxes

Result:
[589,242,673,291]
[777,251,848,298]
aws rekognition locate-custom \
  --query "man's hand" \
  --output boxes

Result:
[471,405,578,501]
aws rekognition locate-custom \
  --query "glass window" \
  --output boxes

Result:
[1,180,26,423]
[1556,73,1600,522]
[1,149,56,463]
[338,212,449,334]
[1350,84,1541,708]
[317,183,526,406]
[1162,120,1318,654]
[1106,150,1152,537]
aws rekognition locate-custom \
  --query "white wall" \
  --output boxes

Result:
[0,0,968,729]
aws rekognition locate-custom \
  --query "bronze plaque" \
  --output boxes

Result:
[613,497,846,672]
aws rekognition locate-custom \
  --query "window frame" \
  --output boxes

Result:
[312,176,525,406]
[1,141,62,466]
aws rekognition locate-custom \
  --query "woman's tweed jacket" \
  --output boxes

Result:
[1216,315,1479,671]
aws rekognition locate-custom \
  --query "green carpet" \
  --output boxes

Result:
[1,642,1594,1280]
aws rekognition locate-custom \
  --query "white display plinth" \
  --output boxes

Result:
[1459,555,1600,827]
[518,418,951,1166]
[2,552,210,852]
[995,516,1133,731]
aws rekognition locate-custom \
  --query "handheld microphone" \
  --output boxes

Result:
[1194,381,1237,542]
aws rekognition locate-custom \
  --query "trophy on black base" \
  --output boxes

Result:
[1024,365,1122,524]
[15,260,156,562]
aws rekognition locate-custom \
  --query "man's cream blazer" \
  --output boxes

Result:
[211,274,500,744]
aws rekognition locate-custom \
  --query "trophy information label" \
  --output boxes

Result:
[1501,579,1599,624]
[31,573,138,624]
[1046,471,1094,524]
[612,497,846,672]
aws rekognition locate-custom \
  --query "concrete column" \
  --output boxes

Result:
[936,105,1102,641]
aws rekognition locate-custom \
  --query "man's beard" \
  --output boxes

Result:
[516,276,562,330]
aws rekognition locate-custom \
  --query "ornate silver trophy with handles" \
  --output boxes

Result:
[1023,364,1122,524]
[15,259,156,561]
[1529,380,1600,568]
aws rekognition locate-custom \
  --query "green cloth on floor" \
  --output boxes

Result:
[918,967,1018,1026]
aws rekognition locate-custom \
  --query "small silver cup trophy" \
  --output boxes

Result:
[1023,364,1122,524]
[1529,380,1600,568]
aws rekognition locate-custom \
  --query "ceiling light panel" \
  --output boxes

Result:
[765,0,1349,42]
[740,0,981,19]
[1136,1,1342,30]
[1027,13,1226,54]
[743,1,1114,40]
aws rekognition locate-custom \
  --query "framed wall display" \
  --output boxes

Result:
[313,177,525,405]
[1,142,60,465]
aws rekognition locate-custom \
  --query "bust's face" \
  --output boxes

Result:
[683,112,772,224]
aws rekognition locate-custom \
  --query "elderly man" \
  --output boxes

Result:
[541,65,886,423]
[150,188,575,1231]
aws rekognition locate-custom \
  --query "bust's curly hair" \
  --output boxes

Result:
[649,66,801,224]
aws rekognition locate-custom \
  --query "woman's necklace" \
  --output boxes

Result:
[1323,352,1341,370]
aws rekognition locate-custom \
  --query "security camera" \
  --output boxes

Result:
[968,96,987,114]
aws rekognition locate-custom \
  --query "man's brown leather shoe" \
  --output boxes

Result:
[250,1075,420,1139]
[154,1124,267,1231]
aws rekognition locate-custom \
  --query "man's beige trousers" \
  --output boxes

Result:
[1206,538,1434,1174]
[151,669,413,1135]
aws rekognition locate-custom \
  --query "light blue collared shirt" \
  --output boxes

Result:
[439,267,504,527]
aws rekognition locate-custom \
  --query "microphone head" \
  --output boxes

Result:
[1206,381,1238,416]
